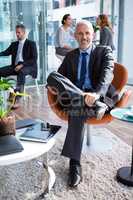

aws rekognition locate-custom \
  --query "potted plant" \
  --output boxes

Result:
[0,78,28,137]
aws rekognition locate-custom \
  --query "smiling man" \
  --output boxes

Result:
[47,20,114,188]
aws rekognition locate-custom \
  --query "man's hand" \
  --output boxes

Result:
[14,64,23,72]
[84,92,99,107]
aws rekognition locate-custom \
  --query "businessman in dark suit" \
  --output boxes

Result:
[47,20,114,187]
[0,24,37,102]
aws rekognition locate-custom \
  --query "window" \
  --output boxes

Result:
[0,0,47,85]
[53,0,60,9]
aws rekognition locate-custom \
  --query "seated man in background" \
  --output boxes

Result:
[0,24,38,104]
[47,20,115,188]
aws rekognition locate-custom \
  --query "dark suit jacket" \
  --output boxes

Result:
[0,39,38,78]
[58,44,115,104]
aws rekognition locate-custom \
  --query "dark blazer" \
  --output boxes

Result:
[0,39,38,78]
[58,44,114,101]
[100,26,115,50]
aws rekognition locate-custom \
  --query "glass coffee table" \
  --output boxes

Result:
[111,107,133,186]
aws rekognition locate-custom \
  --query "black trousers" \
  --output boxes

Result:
[47,71,97,161]
[0,65,33,88]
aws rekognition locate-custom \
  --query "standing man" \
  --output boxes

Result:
[0,24,38,102]
[47,20,114,188]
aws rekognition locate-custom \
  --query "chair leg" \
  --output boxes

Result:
[83,124,113,153]
[86,124,91,146]
[35,79,40,95]
[23,86,26,100]
[23,78,40,101]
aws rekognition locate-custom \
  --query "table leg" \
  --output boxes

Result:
[37,153,56,198]
[116,140,133,186]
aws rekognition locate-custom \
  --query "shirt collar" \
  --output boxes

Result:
[79,45,92,55]
[19,37,26,44]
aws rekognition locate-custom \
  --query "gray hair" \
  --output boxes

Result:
[75,20,94,33]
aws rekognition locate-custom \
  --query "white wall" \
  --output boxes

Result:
[48,2,100,22]
[122,0,133,84]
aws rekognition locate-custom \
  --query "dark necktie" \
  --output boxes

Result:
[79,52,88,89]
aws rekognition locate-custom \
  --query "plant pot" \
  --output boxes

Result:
[0,114,16,137]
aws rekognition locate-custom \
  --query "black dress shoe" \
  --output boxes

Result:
[68,164,82,188]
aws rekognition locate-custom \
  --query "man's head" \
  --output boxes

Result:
[74,20,94,50]
[15,24,26,41]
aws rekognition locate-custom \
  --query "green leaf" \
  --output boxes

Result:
[0,77,30,119]
[16,92,30,97]
[0,78,12,90]
[93,25,100,32]
[0,108,7,118]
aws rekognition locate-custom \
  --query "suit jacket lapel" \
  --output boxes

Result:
[14,41,19,59]
[22,39,28,58]
[88,44,96,81]
[72,49,80,82]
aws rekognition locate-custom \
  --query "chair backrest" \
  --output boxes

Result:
[112,62,128,91]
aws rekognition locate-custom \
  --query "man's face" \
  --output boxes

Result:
[16,28,25,40]
[74,24,94,50]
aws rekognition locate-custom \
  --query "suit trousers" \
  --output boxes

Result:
[47,71,97,161]
[0,65,33,87]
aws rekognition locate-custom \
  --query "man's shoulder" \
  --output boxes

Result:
[94,45,112,53]
[95,44,111,50]
[25,39,36,45]
[11,39,36,45]
[10,41,18,46]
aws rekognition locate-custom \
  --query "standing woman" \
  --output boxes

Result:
[55,14,76,59]
[96,14,115,50]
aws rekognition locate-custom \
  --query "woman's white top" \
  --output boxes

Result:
[55,26,77,48]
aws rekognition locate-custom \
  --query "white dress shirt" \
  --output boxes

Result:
[15,38,26,65]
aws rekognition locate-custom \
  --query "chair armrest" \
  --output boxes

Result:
[116,90,132,107]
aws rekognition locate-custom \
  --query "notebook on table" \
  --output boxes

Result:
[16,119,37,129]
[19,121,61,143]
[0,135,24,156]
